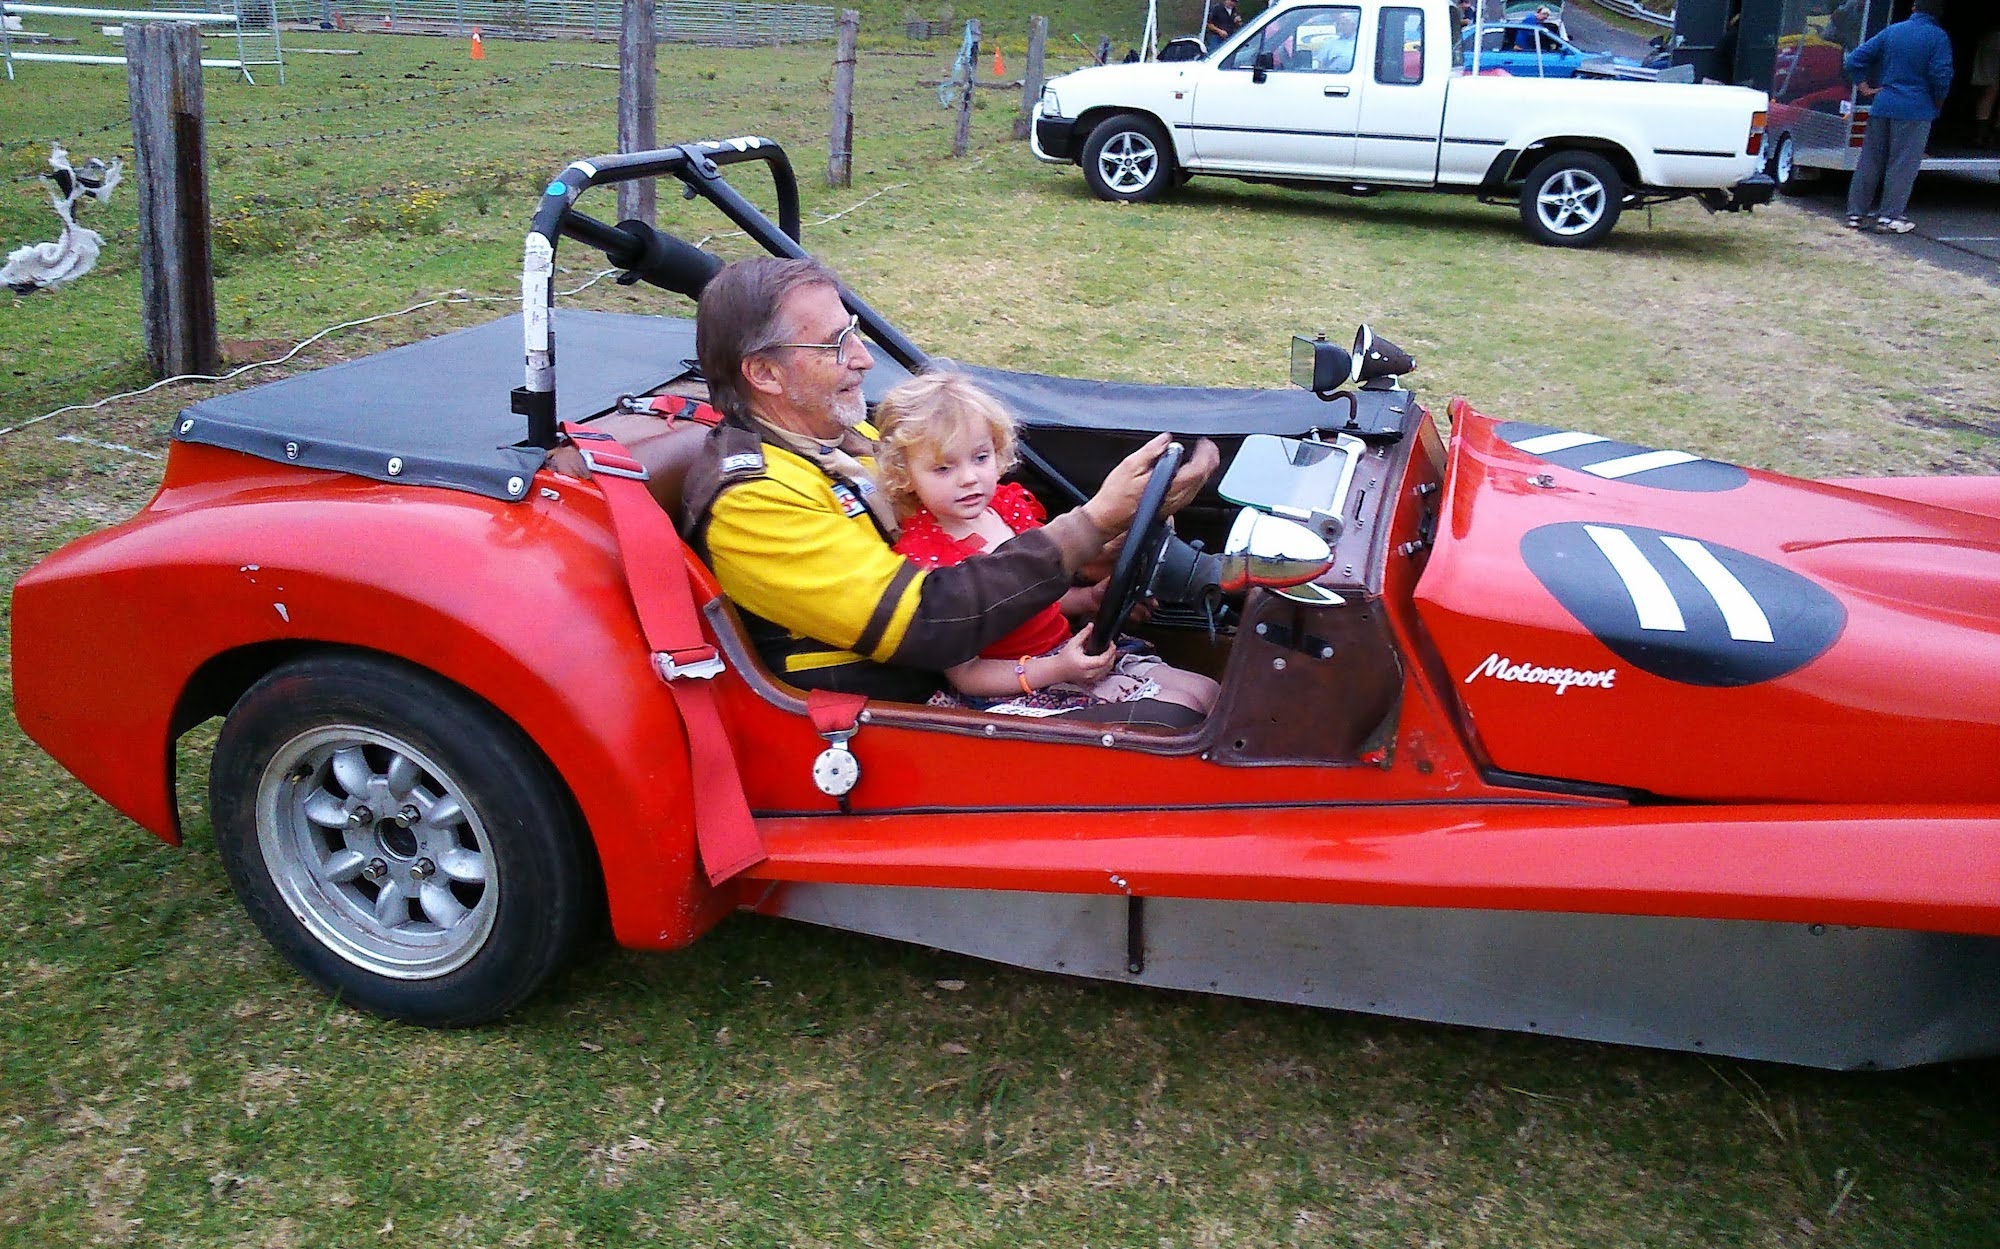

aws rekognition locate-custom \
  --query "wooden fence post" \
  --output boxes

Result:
[827,8,858,187]
[617,0,657,225]
[952,19,980,157]
[1012,16,1047,140]
[127,23,218,380]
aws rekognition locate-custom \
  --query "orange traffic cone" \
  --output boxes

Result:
[381,12,391,29]
[470,26,484,59]
[992,47,1005,76]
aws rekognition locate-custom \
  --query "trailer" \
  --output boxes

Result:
[1661,0,1999,191]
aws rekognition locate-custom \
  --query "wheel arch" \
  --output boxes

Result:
[12,458,735,951]
[1497,137,1642,194]
[1071,105,1189,166]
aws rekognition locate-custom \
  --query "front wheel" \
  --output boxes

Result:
[1519,151,1624,247]
[1081,113,1175,203]
[210,652,591,1026]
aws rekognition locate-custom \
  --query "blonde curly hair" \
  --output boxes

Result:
[872,371,1021,515]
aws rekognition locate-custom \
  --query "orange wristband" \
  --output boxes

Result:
[1016,658,1034,695]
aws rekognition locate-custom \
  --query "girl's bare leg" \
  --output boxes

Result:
[1148,667,1219,714]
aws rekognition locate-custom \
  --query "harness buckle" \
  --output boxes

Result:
[656,648,725,681]
[564,428,650,480]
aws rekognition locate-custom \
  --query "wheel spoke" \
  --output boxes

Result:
[438,846,486,885]
[330,746,373,797]
[418,881,468,930]
[384,751,422,799]
[304,791,349,828]
[425,794,463,829]
[372,878,410,927]
[324,848,369,883]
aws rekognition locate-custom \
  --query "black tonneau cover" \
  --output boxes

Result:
[175,311,1397,500]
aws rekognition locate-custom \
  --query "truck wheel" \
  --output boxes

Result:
[210,652,589,1027]
[1769,134,1812,195]
[1519,151,1624,247]
[1082,113,1175,203]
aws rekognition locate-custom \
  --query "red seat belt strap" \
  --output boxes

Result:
[806,689,869,738]
[559,421,764,883]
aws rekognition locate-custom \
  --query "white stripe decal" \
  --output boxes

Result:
[1583,525,1686,632]
[1583,449,1700,479]
[1513,431,1608,454]
[1660,537,1774,643]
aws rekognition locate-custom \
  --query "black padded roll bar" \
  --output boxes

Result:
[516,138,925,448]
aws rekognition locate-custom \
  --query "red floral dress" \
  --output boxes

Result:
[893,482,1070,660]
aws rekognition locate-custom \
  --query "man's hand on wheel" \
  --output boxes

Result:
[1161,437,1220,517]
[1079,434,1219,536]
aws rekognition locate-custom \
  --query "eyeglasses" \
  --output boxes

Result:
[766,314,867,366]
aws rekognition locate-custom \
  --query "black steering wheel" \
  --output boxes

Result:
[1086,441,1185,656]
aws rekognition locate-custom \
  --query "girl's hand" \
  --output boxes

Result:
[1053,625,1117,686]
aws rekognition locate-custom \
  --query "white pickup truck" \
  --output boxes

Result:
[1029,0,1775,246]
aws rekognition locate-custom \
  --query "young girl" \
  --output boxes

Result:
[874,371,1219,718]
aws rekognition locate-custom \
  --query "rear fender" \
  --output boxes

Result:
[10,444,733,949]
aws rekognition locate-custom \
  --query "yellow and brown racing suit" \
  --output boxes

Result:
[681,416,1105,702]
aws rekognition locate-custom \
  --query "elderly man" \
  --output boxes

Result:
[676,256,1218,715]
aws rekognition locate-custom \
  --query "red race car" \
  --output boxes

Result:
[14,139,2000,1069]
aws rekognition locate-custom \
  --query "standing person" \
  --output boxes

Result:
[1971,24,2000,148]
[1843,0,1954,235]
[1205,0,1243,52]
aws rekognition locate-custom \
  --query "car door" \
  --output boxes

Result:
[1351,4,1447,183]
[1184,4,1363,177]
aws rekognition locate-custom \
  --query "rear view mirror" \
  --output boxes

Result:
[1218,509,1335,592]
[1290,335,1353,393]
[1253,50,1276,82]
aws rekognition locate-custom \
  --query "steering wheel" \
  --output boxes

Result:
[1086,440,1185,655]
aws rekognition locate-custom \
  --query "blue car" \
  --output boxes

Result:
[1458,22,1641,79]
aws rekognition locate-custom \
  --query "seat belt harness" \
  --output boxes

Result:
[558,421,764,883]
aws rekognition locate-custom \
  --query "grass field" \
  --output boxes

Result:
[3,24,1999,1249]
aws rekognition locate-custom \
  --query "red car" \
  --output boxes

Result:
[13,139,2000,1069]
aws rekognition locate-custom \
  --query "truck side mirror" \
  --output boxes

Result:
[1253,50,1275,83]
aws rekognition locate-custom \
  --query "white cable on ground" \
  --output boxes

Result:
[2,176,921,442]
[0,269,615,440]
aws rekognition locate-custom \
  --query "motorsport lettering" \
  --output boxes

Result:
[1463,652,1617,695]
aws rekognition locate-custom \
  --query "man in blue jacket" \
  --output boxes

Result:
[1843,0,1954,234]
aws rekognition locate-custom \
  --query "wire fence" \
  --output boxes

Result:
[266,0,838,44]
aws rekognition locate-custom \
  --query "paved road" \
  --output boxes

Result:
[1564,3,1656,60]
[1788,168,2000,286]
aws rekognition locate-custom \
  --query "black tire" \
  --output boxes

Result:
[1769,133,1812,196]
[1081,112,1176,203]
[1519,151,1624,247]
[210,651,590,1026]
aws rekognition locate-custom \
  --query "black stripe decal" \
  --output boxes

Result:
[1176,124,1439,143]
[1176,123,1350,137]
[1655,147,1736,158]
[1442,136,1506,146]
[853,560,919,660]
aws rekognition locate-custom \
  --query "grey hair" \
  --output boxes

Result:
[695,256,842,422]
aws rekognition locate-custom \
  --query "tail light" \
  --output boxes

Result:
[1746,109,1767,157]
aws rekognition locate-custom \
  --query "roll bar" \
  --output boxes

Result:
[514,137,927,448]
